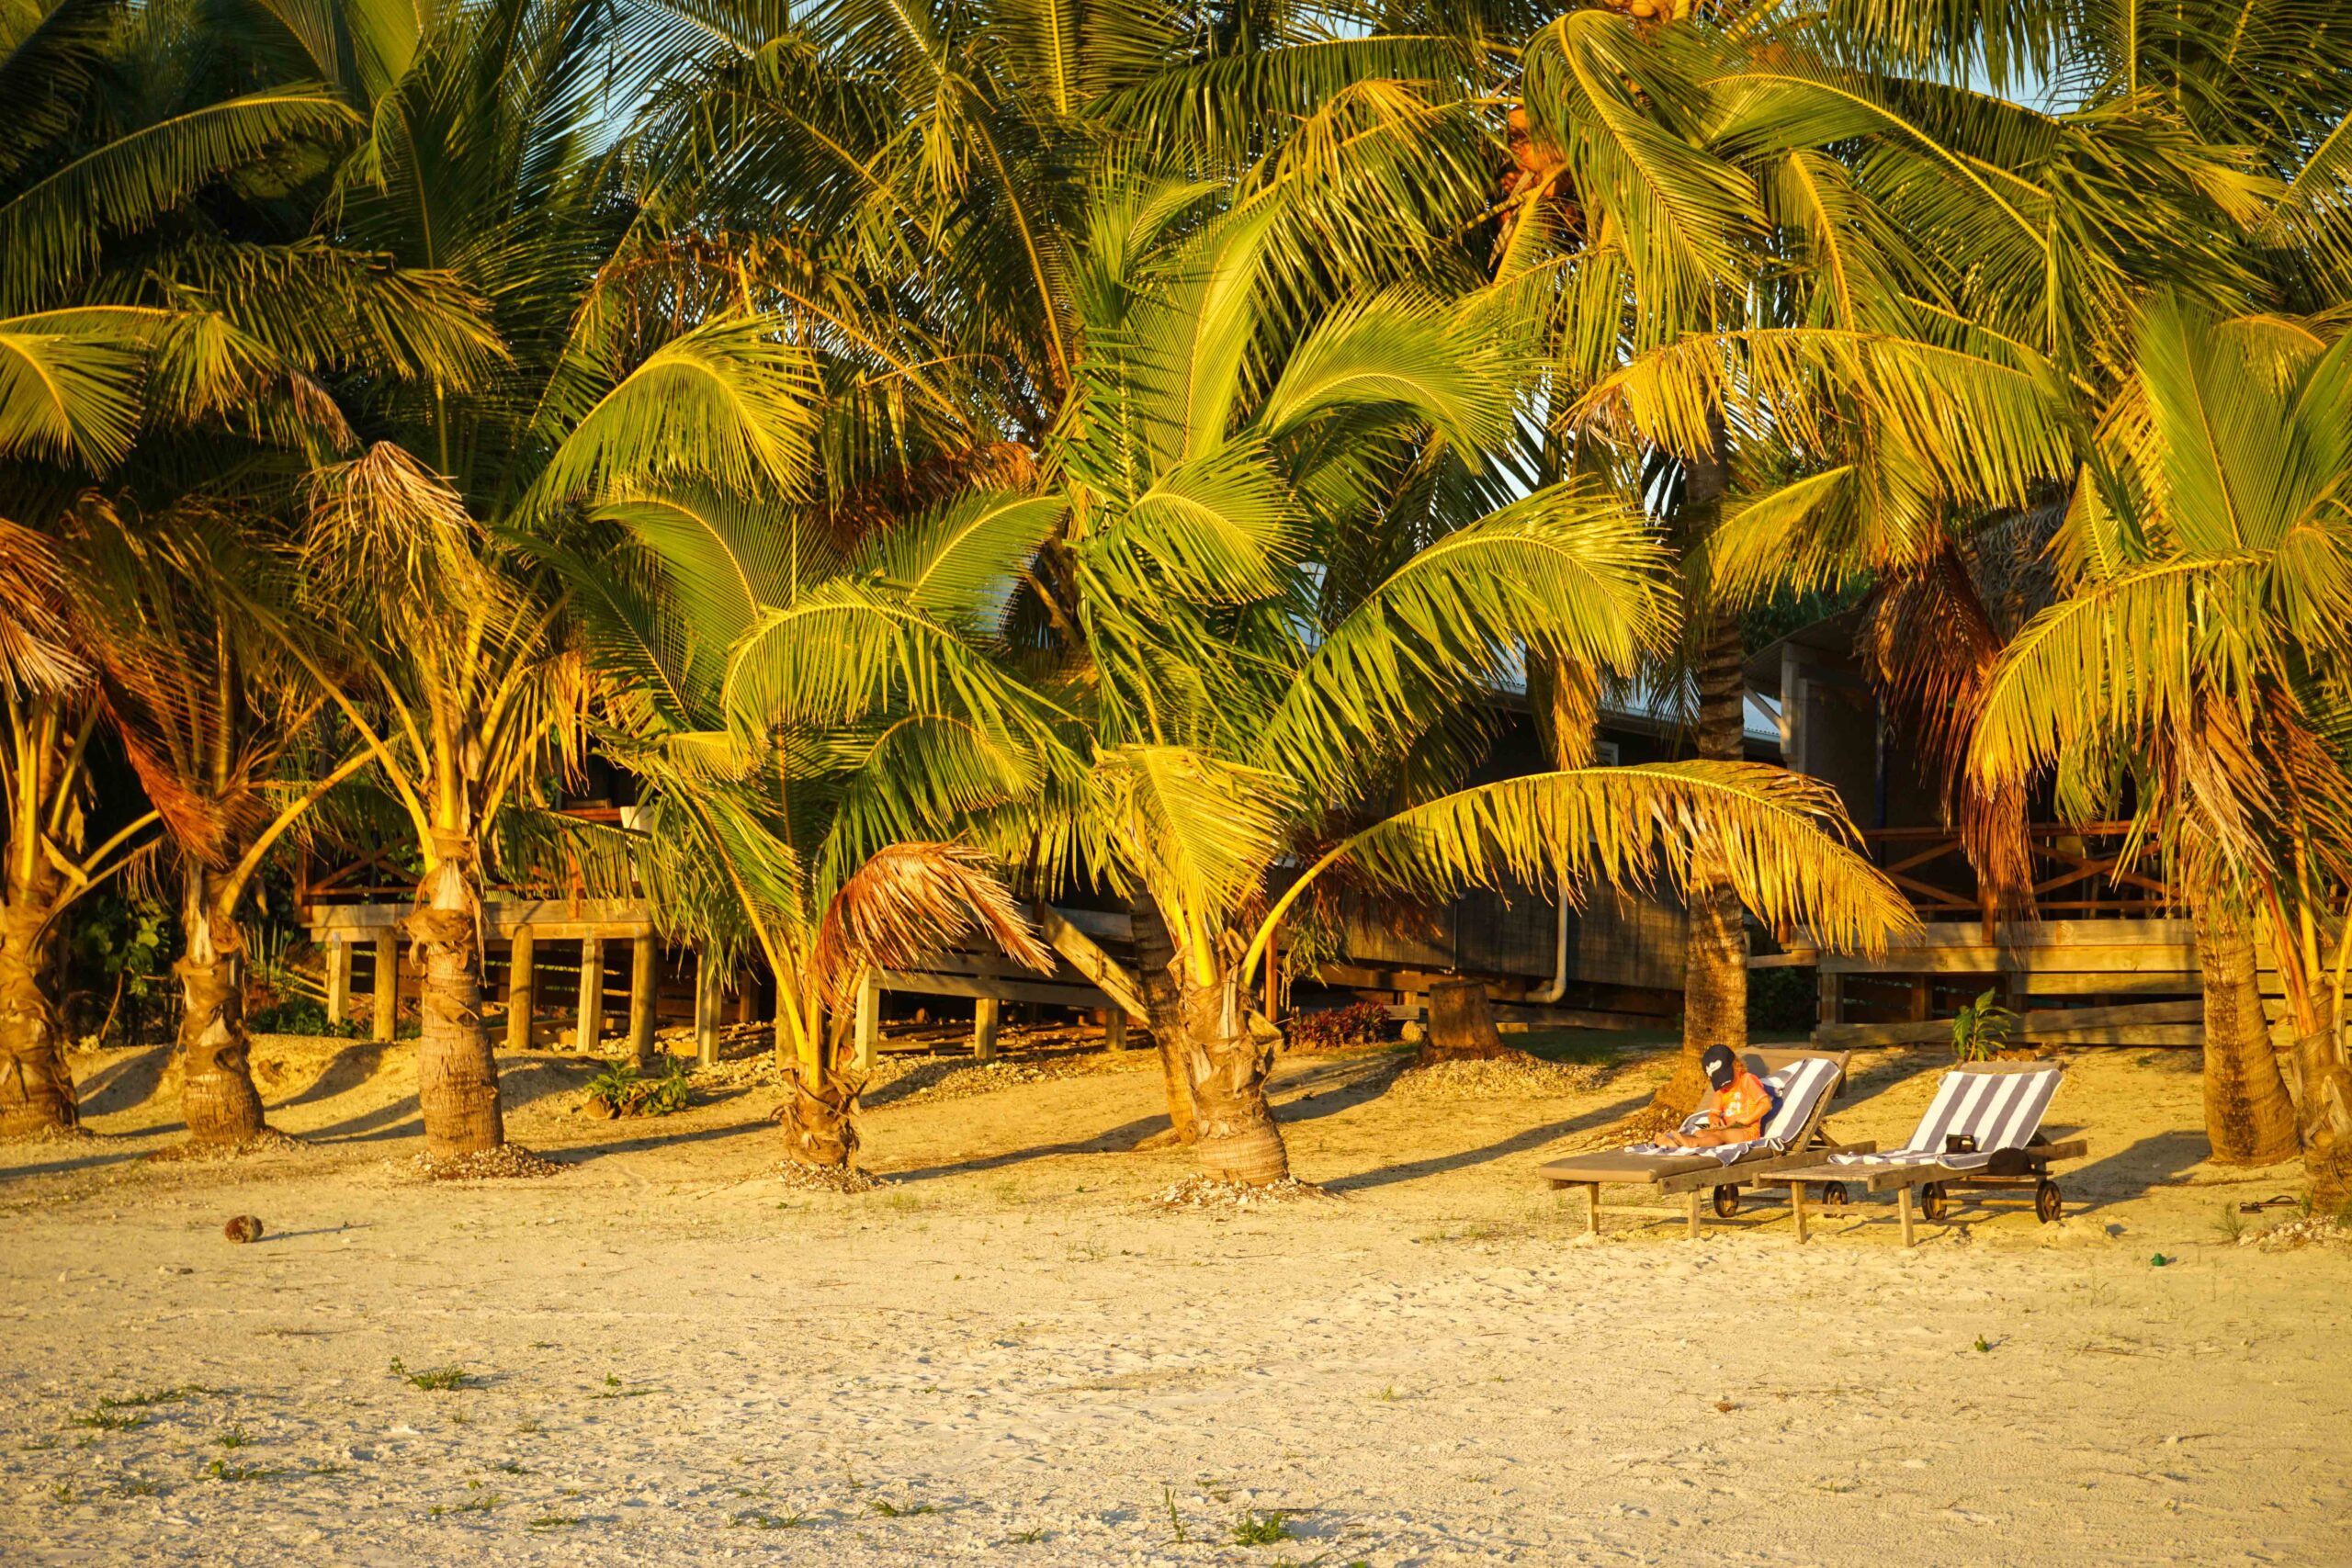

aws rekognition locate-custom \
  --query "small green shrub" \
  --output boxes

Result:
[583,1056,693,1117]
[1951,989,2018,1062]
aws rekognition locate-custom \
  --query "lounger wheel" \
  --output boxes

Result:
[1818,1181,1849,1209]
[1919,1182,1950,1223]
[2035,1179,2063,1224]
[1713,1186,1740,1219]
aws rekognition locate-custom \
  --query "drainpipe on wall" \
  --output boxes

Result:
[1529,886,1572,1006]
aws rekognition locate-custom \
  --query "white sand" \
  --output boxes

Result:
[2,1034,2346,1565]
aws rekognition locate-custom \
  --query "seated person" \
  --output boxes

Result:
[1652,1044,1776,1148]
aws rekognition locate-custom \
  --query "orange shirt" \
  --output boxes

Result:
[1702,1067,1774,1133]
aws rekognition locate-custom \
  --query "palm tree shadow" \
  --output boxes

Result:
[74,1045,175,1117]
[272,1041,393,1111]
[301,1097,424,1144]
[883,1112,1179,1182]
[1320,1090,1652,1192]
[2053,1127,2210,1214]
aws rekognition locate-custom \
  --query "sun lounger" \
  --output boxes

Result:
[1755,1060,2087,1245]
[1536,1049,1857,1237]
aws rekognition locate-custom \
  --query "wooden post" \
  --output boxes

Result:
[1818,971,1842,1028]
[972,996,1001,1062]
[1585,1183,1601,1238]
[733,983,753,1026]
[324,940,351,1027]
[1898,1184,1917,1247]
[504,931,536,1053]
[1791,1181,1809,1245]
[575,937,604,1054]
[1686,1189,1702,1240]
[628,933,658,1067]
[853,970,879,1072]
[694,950,721,1066]
[371,932,398,1043]
[1103,1009,1127,1052]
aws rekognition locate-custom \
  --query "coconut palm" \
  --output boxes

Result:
[730,185,1917,1184]
[546,483,1069,1171]
[71,504,374,1146]
[1971,297,2352,1202]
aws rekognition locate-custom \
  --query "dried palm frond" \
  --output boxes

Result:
[808,841,1053,1009]
[0,517,87,694]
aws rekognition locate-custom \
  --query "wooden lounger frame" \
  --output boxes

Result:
[1537,1048,1859,1239]
[1753,1061,2088,1245]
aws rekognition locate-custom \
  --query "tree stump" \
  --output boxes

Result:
[1417,980,1510,1065]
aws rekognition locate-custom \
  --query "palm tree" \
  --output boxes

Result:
[732,184,1918,1184]
[1971,296,2352,1202]
[548,482,1069,1173]
[72,504,372,1146]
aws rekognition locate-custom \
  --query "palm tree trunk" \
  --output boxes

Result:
[408,858,503,1157]
[1128,892,1197,1145]
[2294,1027,2352,1208]
[1174,964,1288,1184]
[783,1005,860,1170]
[0,900,74,1136]
[175,870,267,1145]
[2192,900,2299,1166]
[1654,604,1748,1119]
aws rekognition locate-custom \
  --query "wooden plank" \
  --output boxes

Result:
[1746,951,1818,969]
[2024,971,2202,997]
[308,898,655,939]
[2035,1023,2201,1047]
[504,931,535,1053]
[2021,1000,2201,1030]
[1032,903,1148,1019]
[1103,1010,1128,1052]
[874,969,1111,1009]
[1050,907,1133,942]
[1822,945,2199,976]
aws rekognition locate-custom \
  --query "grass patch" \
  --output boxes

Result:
[492,1460,531,1474]
[389,1358,473,1392]
[867,1497,936,1517]
[215,1425,252,1449]
[205,1458,282,1482]
[1009,1527,1046,1543]
[427,1490,501,1517]
[528,1515,582,1529]
[109,1478,162,1498]
[1229,1510,1294,1546]
[71,1410,150,1433]
[99,1385,221,1410]
[731,1509,804,1529]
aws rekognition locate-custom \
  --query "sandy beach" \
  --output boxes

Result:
[3,1031,2346,1566]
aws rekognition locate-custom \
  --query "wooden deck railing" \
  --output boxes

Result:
[1860,822,2178,921]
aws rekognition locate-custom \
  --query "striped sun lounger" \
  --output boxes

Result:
[1536,1049,1859,1237]
[1758,1061,2087,1246]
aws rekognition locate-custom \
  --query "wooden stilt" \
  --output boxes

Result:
[1586,1183,1601,1237]
[1103,1009,1127,1052]
[575,937,604,1054]
[733,979,753,1025]
[628,934,658,1066]
[504,931,536,1053]
[324,941,351,1027]
[1686,1190,1702,1240]
[1898,1184,1917,1247]
[972,996,1001,1063]
[853,971,879,1072]
[694,950,721,1066]
[371,932,398,1043]
[1791,1181,1808,1245]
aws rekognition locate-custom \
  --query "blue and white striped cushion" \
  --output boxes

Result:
[1624,1056,1845,1166]
[1828,1066,2062,1171]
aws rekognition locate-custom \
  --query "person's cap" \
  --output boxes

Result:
[1702,1044,1737,1089]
